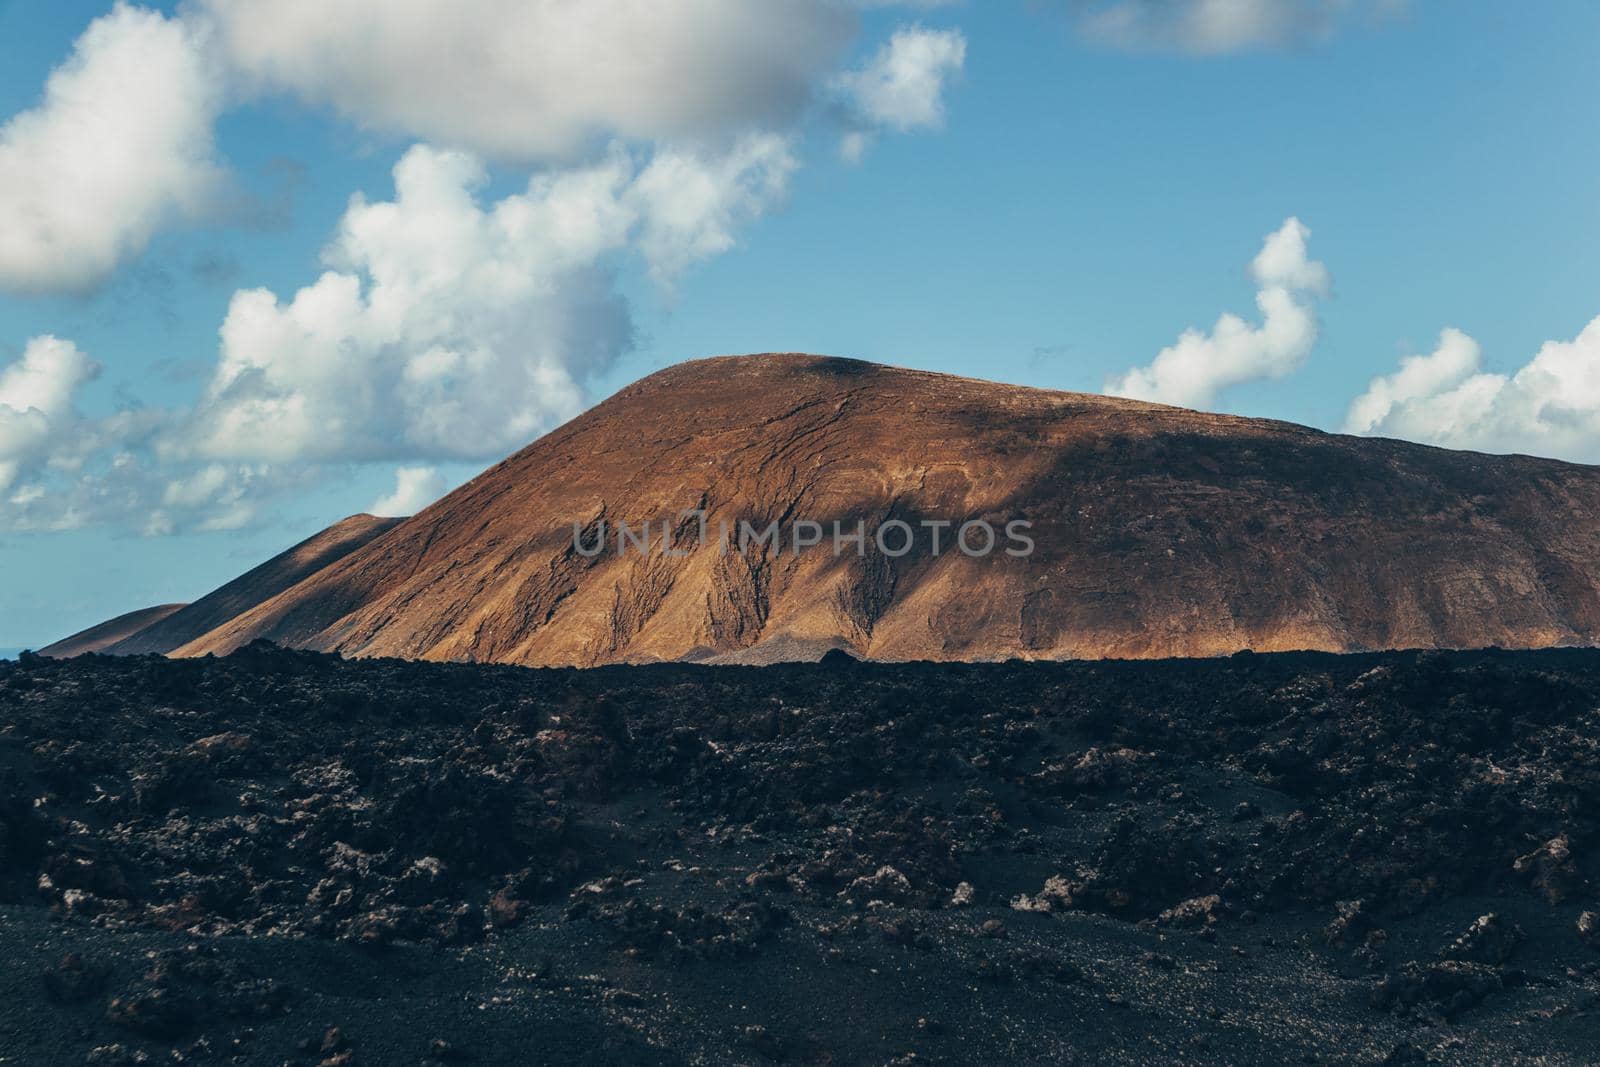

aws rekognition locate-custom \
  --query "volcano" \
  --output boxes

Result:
[45,354,1600,664]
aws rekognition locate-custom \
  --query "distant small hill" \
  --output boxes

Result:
[39,604,187,658]
[106,514,404,656]
[41,514,403,658]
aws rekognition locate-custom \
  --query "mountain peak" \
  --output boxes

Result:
[50,356,1600,666]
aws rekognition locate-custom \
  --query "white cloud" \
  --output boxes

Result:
[1251,215,1331,293]
[0,4,223,293]
[0,335,283,534]
[186,136,795,465]
[371,465,447,516]
[152,462,288,533]
[1342,327,1481,437]
[630,134,798,284]
[833,25,967,161]
[1074,0,1404,54]
[1105,217,1328,410]
[195,0,855,162]
[0,133,797,533]
[2,447,307,536]
[0,2,961,297]
[1343,320,1600,463]
[0,337,99,493]
[0,338,95,429]
[0,5,965,535]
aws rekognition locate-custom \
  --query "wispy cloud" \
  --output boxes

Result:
[1071,0,1407,54]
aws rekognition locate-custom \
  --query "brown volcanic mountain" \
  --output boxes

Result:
[42,514,402,657]
[150,354,1600,666]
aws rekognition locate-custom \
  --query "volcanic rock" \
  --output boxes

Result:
[4,646,1600,1061]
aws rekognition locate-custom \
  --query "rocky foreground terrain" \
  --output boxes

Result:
[3,646,1600,1064]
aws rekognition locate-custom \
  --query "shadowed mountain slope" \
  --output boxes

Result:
[39,604,188,658]
[157,354,1600,665]
[41,514,405,657]
[107,514,404,656]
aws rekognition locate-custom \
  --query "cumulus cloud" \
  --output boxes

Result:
[185,136,795,465]
[371,466,447,517]
[0,2,964,296]
[0,5,969,534]
[0,335,277,534]
[0,4,223,293]
[1,133,797,533]
[1105,217,1328,410]
[0,337,99,493]
[630,134,798,284]
[1073,0,1403,54]
[833,25,967,161]
[1342,328,1482,438]
[194,0,855,162]
[1343,320,1600,463]
[1251,216,1331,293]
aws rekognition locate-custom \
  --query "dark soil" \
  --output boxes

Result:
[2,644,1599,1064]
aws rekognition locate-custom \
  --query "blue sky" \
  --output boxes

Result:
[3,0,1599,647]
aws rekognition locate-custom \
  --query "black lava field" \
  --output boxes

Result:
[3,645,1600,1064]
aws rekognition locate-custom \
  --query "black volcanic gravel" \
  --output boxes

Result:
[2,645,1600,1064]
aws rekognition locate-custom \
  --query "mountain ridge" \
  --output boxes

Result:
[40,513,404,657]
[153,353,1600,665]
[39,603,188,658]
